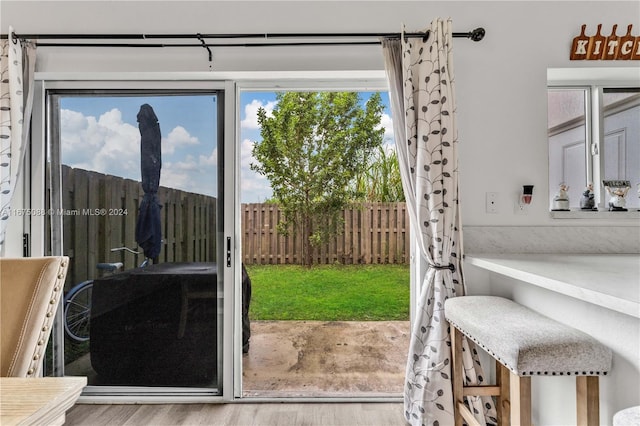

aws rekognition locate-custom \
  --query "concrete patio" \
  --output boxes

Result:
[243,320,410,398]
[65,320,410,397]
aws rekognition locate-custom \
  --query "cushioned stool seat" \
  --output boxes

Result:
[613,406,640,426]
[445,296,612,426]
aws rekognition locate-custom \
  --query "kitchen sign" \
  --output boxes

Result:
[571,24,639,60]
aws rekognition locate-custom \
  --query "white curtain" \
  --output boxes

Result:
[382,19,496,425]
[0,27,37,249]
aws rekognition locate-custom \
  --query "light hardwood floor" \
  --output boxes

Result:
[66,402,406,425]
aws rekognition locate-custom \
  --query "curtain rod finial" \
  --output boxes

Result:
[470,27,485,42]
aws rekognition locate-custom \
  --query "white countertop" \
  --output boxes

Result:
[466,254,640,318]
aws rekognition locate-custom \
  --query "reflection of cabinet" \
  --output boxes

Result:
[604,104,639,209]
[90,263,218,387]
[604,130,626,180]
[548,127,586,209]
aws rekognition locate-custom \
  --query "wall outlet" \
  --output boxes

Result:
[486,192,499,213]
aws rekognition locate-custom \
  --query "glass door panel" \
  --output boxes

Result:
[49,91,222,393]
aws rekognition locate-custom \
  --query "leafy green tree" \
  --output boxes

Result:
[251,91,384,266]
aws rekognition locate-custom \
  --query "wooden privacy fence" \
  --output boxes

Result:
[60,166,409,288]
[61,165,217,290]
[241,202,410,265]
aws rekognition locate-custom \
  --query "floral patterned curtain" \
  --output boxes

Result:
[0,27,36,250]
[382,19,496,425]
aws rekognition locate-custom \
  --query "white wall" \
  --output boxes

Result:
[3,1,638,232]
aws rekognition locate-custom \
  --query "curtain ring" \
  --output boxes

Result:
[11,31,18,45]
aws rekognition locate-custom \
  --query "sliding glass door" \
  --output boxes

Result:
[46,87,226,396]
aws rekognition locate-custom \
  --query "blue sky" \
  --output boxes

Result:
[61,91,393,203]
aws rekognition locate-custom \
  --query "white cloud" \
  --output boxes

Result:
[240,138,272,202]
[241,99,276,130]
[163,125,199,155]
[173,155,200,172]
[240,138,256,171]
[199,148,217,167]
[160,152,219,197]
[61,108,140,180]
[377,112,395,145]
[159,166,193,193]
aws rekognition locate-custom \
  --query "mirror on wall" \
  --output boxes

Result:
[547,68,640,216]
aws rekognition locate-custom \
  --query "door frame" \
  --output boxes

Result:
[234,75,415,401]
[33,75,236,402]
[30,70,412,403]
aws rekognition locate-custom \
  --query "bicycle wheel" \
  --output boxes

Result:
[64,281,93,342]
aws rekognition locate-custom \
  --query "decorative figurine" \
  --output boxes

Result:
[606,186,630,211]
[603,180,631,211]
[580,183,596,210]
[552,183,570,211]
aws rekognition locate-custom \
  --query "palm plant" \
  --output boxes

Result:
[353,145,405,202]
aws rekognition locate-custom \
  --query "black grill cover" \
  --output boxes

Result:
[90,263,218,386]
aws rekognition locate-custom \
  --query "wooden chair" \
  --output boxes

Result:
[445,296,612,426]
[1,256,69,377]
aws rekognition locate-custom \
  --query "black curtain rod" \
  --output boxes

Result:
[1,28,485,47]
[25,41,389,48]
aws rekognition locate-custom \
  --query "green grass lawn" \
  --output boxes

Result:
[245,264,409,321]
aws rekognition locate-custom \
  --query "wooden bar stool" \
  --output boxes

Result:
[444,296,612,426]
